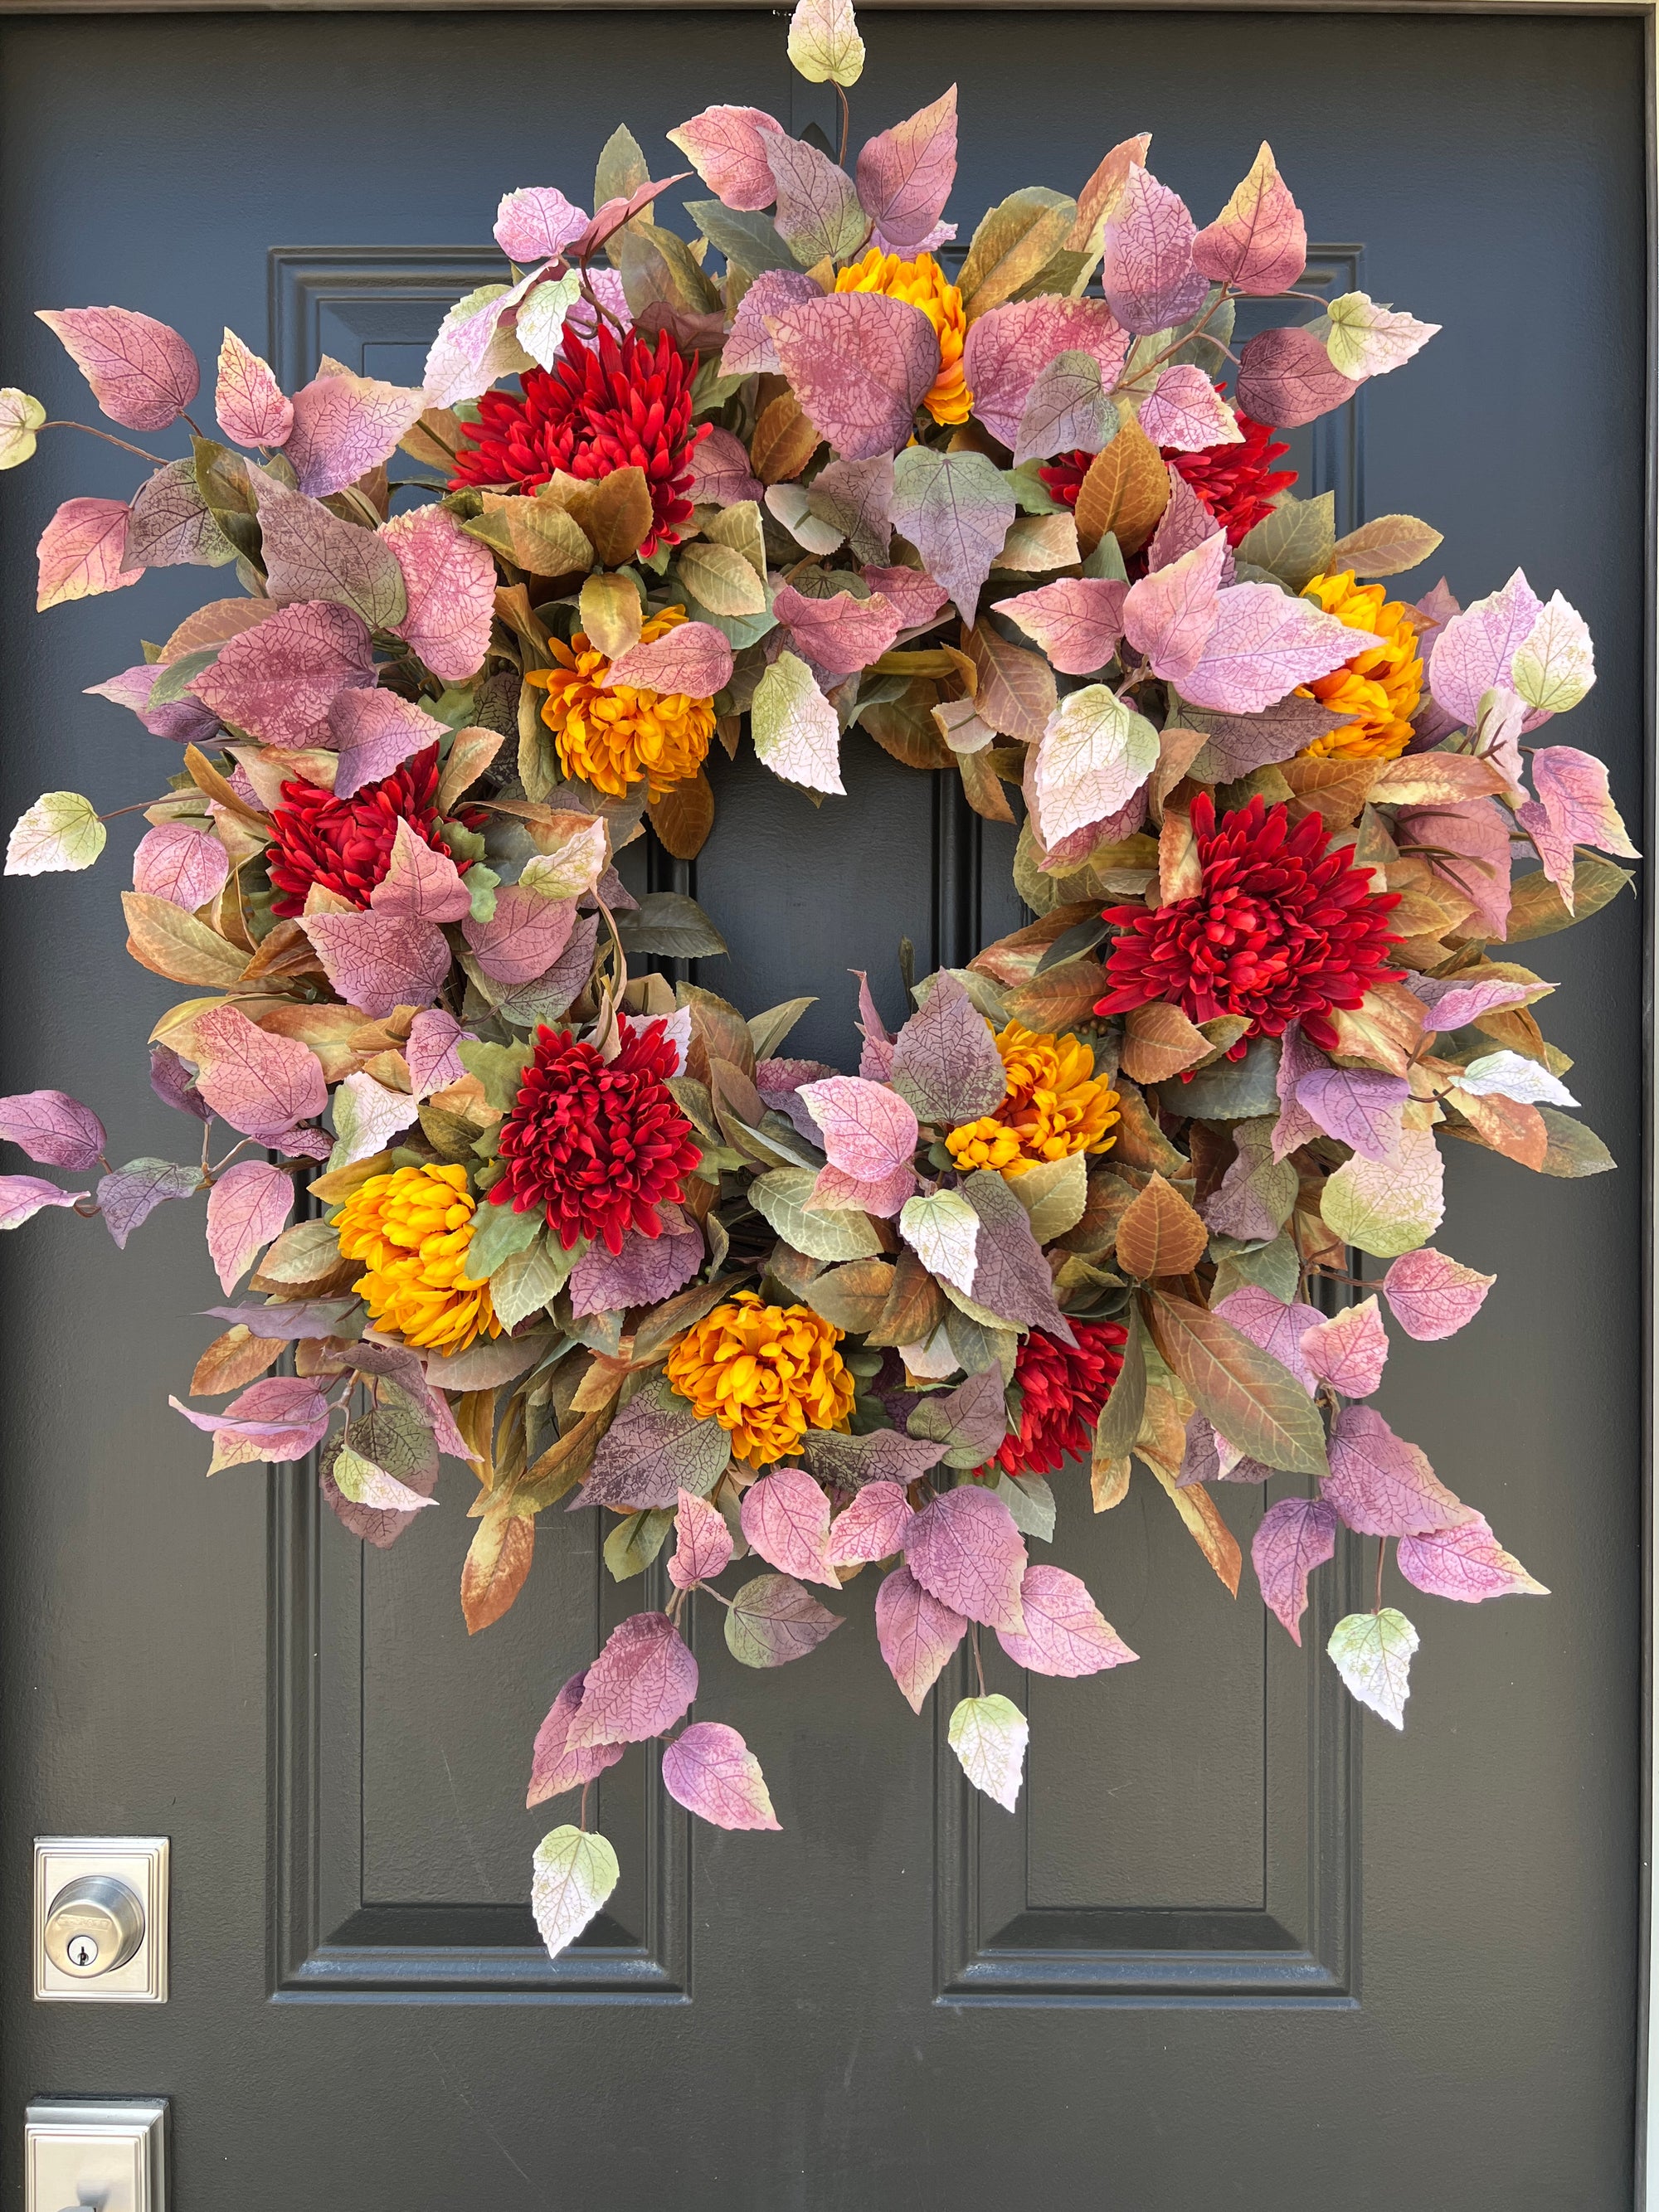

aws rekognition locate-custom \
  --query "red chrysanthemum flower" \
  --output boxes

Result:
[448,325,708,560]
[1039,394,1296,548]
[266,744,476,918]
[489,1015,702,1254]
[1096,793,1403,1054]
[987,1322,1129,1479]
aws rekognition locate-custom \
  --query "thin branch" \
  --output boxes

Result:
[41,419,168,464]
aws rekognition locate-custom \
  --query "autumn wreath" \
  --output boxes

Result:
[0,0,1633,1957]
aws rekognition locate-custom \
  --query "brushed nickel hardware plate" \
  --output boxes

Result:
[33,1840,168,2003]
[24,2099,167,2212]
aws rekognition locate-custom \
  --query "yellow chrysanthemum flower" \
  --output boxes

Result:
[834,246,971,426]
[664,1289,855,1471]
[524,605,717,800]
[336,1163,500,1354]
[1297,570,1424,762]
[946,1018,1121,1178]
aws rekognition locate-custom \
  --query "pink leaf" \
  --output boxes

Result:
[301,910,450,1020]
[1395,798,1512,940]
[570,1221,704,1316]
[1411,975,1536,1033]
[1099,167,1209,335]
[720,270,820,379]
[1396,1513,1549,1604]
[874,1563,968,1712]
[1293,1067,1409,1162]
[757,1056,841,1139]
[810,1159,916,1218]
[1272,1018,1328,1161]
[494,185,589,260]
[1321,1405,1474,1537]
[996,1563,1136,1676]
[889,446,1013,630]
[1300,1296,1389,1398]
[661,1721,781,1830]
[798,1072,919,1180]
[205,1159,294,1292]
[1191,142,1306,295]
[741,1467,839,1587]
[962,295,1130,450]
[284,366,425,498]
[567,1611,698,1748]
[1011,349,1117,468]
[766,289,941,462]
[1530,746,1639,860]
[252,473,407,630]
[462,884,577,985]
[190,1005,327,1139]
[329,689,447,798]
[862,565,950,632]
[604,622,734,698]
[668,1487,733,1589]
[86,662,221,746]
[668,106,786,211]
[1380,1247,1495,1341]
[215,328,293,446]
[0,1088,106,1169]
[825,1480,915,1567]
[686,425,765,508]
[1137,365,1243,453]
[36,497,143,611]
[1235,325,1360,429]
[854,85,957,253]
[169,1373,328,1465]
[902,1484,1027,1632]
[774,586,903,678]
[406,1009,471,1100]
[132,822,230,912]
[1122,530,1228,684]
[1214,1286,1322,1394]
[1251,1496,1337,1645]
[367,817,472,923]
[0,1174,88,1229]
[1428,569,1545,727]
[1178,581,1370,715]
[995,576,1127,677]
[527,1668,625,1807]
[1146,466,1227,573]
[189,599,376,750]
[421,279,535,411]
[37,305,198,430]
[382,503,496,685]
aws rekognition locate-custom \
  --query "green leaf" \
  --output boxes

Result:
[1005,1152,1087,1242]
[750,1166,882,1262]
[457,1038,533,1113]
[1092,1301,1146,1458]
[1502,856,1634,941]
[614,892,728,960]
[464,1199,543,1279]
[993,1471,1055,1544]
[1327,1608,1418,1730]
[725,1570,843,1666]
[604,1507,675,1581]
[6,791,105,875]
[1146,1291,1329,1477]
[1168,1033,1282,1121]
[1209,1232,1301,1305]
[531,1825,620,1960]
[1321,1127,1444,1259]
[686,198,798,277]
[947,1692,1028,1810]
[618,226,722,322]
[490,1232,577,1330]
[1534,1106,1616,1178]
[1233,492,1335,593]
[677,541,768,617]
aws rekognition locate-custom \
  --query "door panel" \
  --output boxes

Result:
[0,11,1644,2207]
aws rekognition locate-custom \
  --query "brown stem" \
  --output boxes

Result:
[1374,1539,1386,1616]
[41,419,167,464]
[971,1622,986,1699]
[835,84,850,169]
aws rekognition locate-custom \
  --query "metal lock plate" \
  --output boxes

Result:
[25,2100,167,2212]
[33,1840,168,2003]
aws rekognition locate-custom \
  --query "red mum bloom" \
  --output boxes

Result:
[1039,394,1296,548]
[449,325,708,560]
[489,1015,702,1254]
[1097,793,1402,1054]
[988,1322,1128,1480]
[266,744,474,918]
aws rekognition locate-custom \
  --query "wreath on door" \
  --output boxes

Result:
[0,0,1632,1958]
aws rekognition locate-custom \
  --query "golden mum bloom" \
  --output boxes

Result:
[1297,570,1424,762]
[946,1018,1121,1178]
[336,1163,500,1354]
[524,605,717,800]
[834,246,971,427]
[664,1290,855,1471]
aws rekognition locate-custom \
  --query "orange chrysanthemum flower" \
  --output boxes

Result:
[834,246,971,426]
[523,605,717,800]
[945,1018,1121,1178]
[336,1163,500,1353]
[664,1290,855,1471]
[1297,570,1424,761]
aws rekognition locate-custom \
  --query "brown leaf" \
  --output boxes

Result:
[1278,755,1377,830]
[1368,752,1507,807]
[1148,1457,1242,1596]
[1003,960,1103,1030]
[562,469,652,568]
[631,1274,746,1367]
[516,1403,613,1512]
[958,747,1016,824]
[190,1325,283,1396]
[183,742,267,830]
[123,892,251,989]
[160,598,280,662]
[1445,1087,1549,1170]
[1108,1081,1189,1175]
[1090,1446,1131,1511]
[1145,1291,1328,1477]
[1115,1170,1207,1280]
[239,917,327,984]
[455,1388,497,1485]
[437,726,505,814]
[1120,1001,1211,1085]
[867,1241,949,1348]
[1158,804,1202,904]
[1073,414,1168,557]
[803,1257,896,1334]
[1067,134,1150,253]
[752,393,821,485]
[471,495,595,579]
[1324,979,1425,1077]
[1057,1162,1138,1257]
[682,985,755,1084]
[1150,726,1209,820]
[460,1497,535,1635]
[649,767,715,859]
[970,902,1099,987]
[400,406,464,470]
[1502,856,1634,943]
[858,683,952,769]
[959,187,1077,318]
[961,622,1056,744]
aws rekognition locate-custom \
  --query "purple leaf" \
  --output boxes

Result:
[854,85,957,252]
[0,1174,86,1228]
[1380,1247,1495,1341]
[995,576,1127,676]
[190,598,376,750]
[189,1004,328,1139]
[38,304,198,430]
[86,662,221,746]
[720,269,820,379]
[367,817,472,923]
[862,565,949,632]
[527,1669,626,1807]
[1137,364,1242,453]
[766,290,941,464]
[1530,745,1639,860]
[284,365,424,498]
[668,1488,733,1590]
[725,1571,843,1667]
[406,1009,470,1101]
[1178,582,1370,715]
[762,133,867,266]
[797,1073,918,1183]
[668,106,786,211]
[903,1483,1028,1631]
[1411,975,1536,1033]
[774,586,903,678]
[329,688,447,798]
[1251,1496,1337,1645]
[1099,167,1209,335]
[1122,530,1227,684]
[1395,797,1512,939]
[1191,142,1306,294]
[962,1170,1076,1344]
[382,503,496,686]
[686,425,766,508]
[206,1159,294,1292]
[36,497,144,610]
[741,1466,839,1587]
[152,1043,211,1123]
[1146,466,1225,572]
[1214,1286,1321,1394]
[132,822,229,912]
[170,1373,329,1466]
[1012,348,1116,468]
[1175,1412,1221,1488]
[1322,1405,1474,1537]
[662,1721,781,1831]
[216,328,292,447]
[888,970,1007,1125]
[124,458,231,569]
[571,1220,703,1315]
[996,1563,1136,1676]
[906,1365,1012,1461]
[301,909,450,1021]
[604,623,734,698]
[800,1427,946,1490]
[252,472,407,630]
[581,1378,730,1511]
[961,295,1130,450]
[1294,1067,1409,1163]
[825,1480,915,1566]
[494,184,589,260]
[1235,326,1361,429]
[463,885,577,985]
[568,1612,698,1748]
[874,1563,968,1712]
[1427,569,1543,727]
[1185,693,1342,781]
[1272,1019,1327,1162]
[0,1087,106,1169]
[204,1298,358,1339]
[1395,1513,1549,1604]
[1300,1296,1389,1398]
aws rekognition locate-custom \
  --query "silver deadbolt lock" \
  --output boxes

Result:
[43,1875,146,1978]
